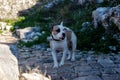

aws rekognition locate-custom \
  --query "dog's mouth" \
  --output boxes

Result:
[59,36,65,40]
[61,33,65,40]
[52,33,65,41]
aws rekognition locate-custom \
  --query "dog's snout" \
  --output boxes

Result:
[59,33,65,40]
[62,33,65,37]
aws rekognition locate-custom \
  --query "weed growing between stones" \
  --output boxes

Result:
[19,65,51,80]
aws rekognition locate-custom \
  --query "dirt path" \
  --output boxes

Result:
[0,31,18,44]
[1,31,120,80]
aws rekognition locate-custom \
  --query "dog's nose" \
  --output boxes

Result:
[62,33,65,37]
[59,33,65,40]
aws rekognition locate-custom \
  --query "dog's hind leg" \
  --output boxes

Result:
[71,45,76,61]
[71,33,77,61]
[67,50,71,60]
[71,51,76,61]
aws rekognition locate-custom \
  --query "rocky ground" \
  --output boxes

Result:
[0,31,120,80]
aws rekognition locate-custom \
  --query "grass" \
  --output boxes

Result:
[1,0,119,53]
[0,30,3,34]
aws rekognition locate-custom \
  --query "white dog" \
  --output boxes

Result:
[48,22,77,68]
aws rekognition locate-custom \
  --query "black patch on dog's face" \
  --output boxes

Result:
[52,26,60,35]
[56,28,60,33]
[63,28,67,31]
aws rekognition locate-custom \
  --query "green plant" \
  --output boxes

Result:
[0,30,3,34]
[6,0,120,53]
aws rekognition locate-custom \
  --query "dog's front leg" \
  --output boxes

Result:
[59,49,67,66]
[51,50,58,68]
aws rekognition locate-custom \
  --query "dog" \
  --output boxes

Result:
[48,22,77,68]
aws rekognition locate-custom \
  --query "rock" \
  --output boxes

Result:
[92,7,111,29]
[77,0,95,5]
[97,55,117,68]
[73,76,86,80]
[97,56,113,64]
[0,22,6,30]
[44,0,64,9]
[92,5,120,31]
[109,46,117,51]
[77,0,86,5]
[114,68,120,74]
[32,44,47,50]
[77,0,104,6]
[102,68,116,74]
[16,27,41,42]
[75,65,92,73]
[20,66,51,80]
[0,44,19,80]
[86,75,102,80]
[109,5,120,18]
[96,0,104,3]
[109,5,120,30]
[0,0,37,19]
[9,45,19,58]
[80,22,92,32]
[21,72,51,80]
[89,63,103,69]
[73,75,102,80]
[5,25,12,31]
[102,74,120,80]
[0,22,12,31]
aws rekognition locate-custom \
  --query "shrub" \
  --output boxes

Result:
[2,0,119,53]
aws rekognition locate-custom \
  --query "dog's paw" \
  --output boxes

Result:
[71,57,75,61]
[67,55,71,60]
[59,62,64,67]
[53,64,59,68]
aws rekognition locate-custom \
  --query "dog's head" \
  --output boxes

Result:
[51,22,67,41]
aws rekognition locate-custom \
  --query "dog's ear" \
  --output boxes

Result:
[49,23,55,32]
[50,26,54,32]
[60,21,63,26]
[48,25,53,32]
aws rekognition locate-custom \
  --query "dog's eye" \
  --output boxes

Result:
[56,29,60,33]
[63,28,67,31]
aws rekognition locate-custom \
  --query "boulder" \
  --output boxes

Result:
[0,0,37,19]
[110,17,120,30]
[109,5,120,30]
[16,27,41,42]
[92,7,111,29]
[92,5,120,30]
[0,44,19,80]
[21,72,51,80]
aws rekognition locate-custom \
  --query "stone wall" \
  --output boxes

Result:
[0,0,37,19]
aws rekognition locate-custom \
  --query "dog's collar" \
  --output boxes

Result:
[51,34,64,41]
